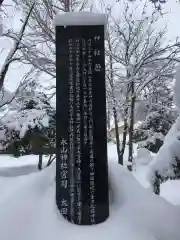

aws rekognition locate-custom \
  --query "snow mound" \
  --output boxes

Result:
[165,115,180,139]
[0,164,38,177]
[132,148,154,188]
[0,154,39,167]
[136,148,153,165]
[148,132,180,182]
[161,180,180,206]
[0,155,49,177]
[0,162,180,239]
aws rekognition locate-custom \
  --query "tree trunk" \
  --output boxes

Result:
[112,106,122,165]
[119,107,128,165]
[38,154,43,170]
[107,35,122,165]
[107,106,111,130]
[128,82,135,171]
[64,0,70,11]
[46,154,56,167]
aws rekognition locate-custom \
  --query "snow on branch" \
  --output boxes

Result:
[147,65,180,192]
[9,0,88,83]
[0,2,35,90]
[2,108,48,138]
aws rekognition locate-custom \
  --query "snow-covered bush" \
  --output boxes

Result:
[0,85,55,156]
[148,132,180,194]
[147,66,180,194]
[133,75,176,153]
[133,109,176,153]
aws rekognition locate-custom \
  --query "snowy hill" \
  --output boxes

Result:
[0,153,179,240]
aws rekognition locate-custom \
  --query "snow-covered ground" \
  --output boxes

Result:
[108,142,151,188]
[161,180,180,206]
[0,143,180,239]
[108,142,180,205]
[0,154,49,177]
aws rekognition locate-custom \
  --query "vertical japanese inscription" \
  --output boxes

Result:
[56,25,109,226]
[60,139,68,218]
[68,38,75,223]
[82,39,88,146]
[87,38,96,224]
[75,39,82,224]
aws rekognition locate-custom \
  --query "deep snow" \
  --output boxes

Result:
[0,60,180,240]
[161,180,180,206]
[0,152,180,240]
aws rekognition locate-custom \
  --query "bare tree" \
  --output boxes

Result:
[105,14,126,165]
[106,2,180,169]
[0,2,35,91]
[106,29,118,158]
[11,0,88,95]
[9,0,88,167]
[124,0,170,11]
[64,0,70,11]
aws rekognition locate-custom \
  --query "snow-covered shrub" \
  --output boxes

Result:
[148,133,180,194]
[0,87,55,156]
[133,72,176,153]
[133,109,175,153]
[147,66,180,194]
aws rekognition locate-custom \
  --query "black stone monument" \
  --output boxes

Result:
[56,16,109,225]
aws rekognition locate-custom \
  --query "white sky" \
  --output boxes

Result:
[0,0,180,92]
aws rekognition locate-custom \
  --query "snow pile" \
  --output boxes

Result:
[146,65,180,186]
[148,132,180,181]
[135,148,153,166]
[0,162,179,240]
[0,154,50,176]
[132,148,153,188]
[54,12,108,39]
[165,115,180,139]
[0,154,39,167]
[161,180,180,206]
[54,12,107,26]
[0,164,38,177]
[107,142,118,162]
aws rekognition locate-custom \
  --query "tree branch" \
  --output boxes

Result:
[0,1,35,90]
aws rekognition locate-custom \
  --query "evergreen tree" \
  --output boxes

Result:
[133,80,176,153]
[0,81,55,156]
